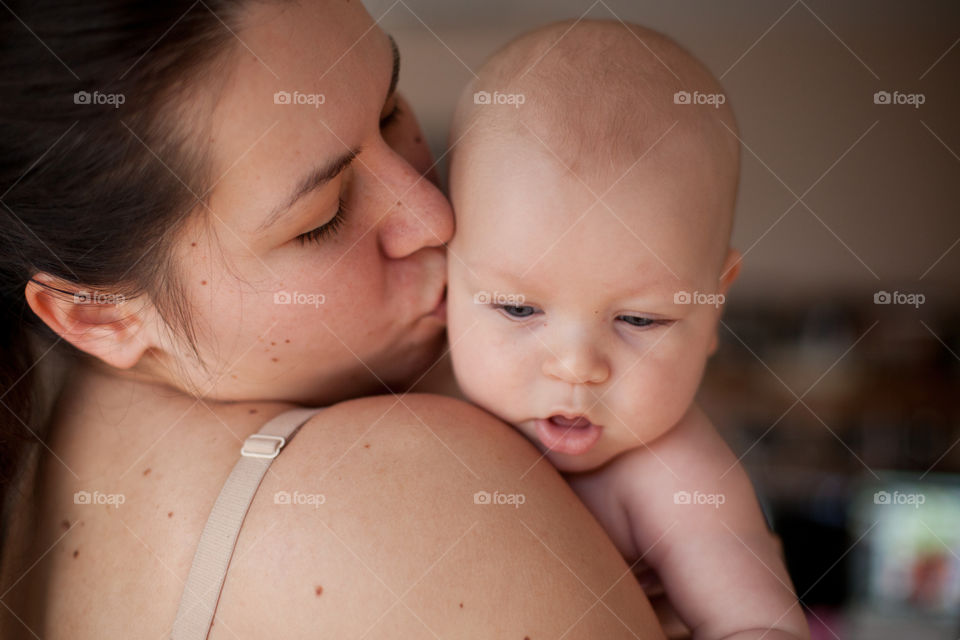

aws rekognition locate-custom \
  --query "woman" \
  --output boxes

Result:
[0,1,672,637]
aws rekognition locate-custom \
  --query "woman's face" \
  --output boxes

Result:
[158,0,452,404]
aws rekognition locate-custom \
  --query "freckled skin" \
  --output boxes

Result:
[142,468,151,476]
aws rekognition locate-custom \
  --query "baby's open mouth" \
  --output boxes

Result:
[534,415,603,456]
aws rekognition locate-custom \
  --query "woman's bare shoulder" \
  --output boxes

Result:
[26,393,662,638]
[210,393,666,639]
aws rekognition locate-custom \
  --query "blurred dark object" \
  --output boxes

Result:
[699,295,960,638]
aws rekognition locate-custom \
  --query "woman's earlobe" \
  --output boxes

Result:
[24,275,151,370]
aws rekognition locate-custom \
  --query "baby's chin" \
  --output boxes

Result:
[541,443,627,474]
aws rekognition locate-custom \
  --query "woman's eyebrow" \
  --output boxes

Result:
[256,147,360,232]
[256,37,398,235]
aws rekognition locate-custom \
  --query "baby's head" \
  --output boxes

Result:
[446,20,741,472]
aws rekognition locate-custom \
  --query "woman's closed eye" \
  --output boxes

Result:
[296,198,347,245]
[295,104,401,247]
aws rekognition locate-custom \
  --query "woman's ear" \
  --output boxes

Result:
[24,274,152,370]
[708,248,742,356]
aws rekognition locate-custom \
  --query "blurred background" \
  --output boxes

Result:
[367,0,960,637]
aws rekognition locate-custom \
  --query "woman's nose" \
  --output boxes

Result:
[371,145,454,259]
[541,341,610,386]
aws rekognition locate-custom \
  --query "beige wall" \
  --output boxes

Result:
[368,0,960,302]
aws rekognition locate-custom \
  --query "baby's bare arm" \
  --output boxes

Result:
[582,407,810,640]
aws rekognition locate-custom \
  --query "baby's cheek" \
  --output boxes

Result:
[615,347,705,440]
[449,321,524,419]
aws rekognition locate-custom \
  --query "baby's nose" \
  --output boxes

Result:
[542,346,610,385]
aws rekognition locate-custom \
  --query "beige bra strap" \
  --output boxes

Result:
[170,406,323,640]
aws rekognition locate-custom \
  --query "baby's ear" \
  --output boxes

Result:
[25,274,152,370]
[718,248,742,295]
[708,248,742,356]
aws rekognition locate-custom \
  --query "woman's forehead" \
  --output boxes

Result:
[201,0,394,241]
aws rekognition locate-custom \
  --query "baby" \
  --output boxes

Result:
[440,19,810,640]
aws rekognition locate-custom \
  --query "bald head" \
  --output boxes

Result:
[454,19,737,176]
[450,19,741,273]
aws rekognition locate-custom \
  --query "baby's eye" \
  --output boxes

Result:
[618,315,656,328]
[496,304,538,319]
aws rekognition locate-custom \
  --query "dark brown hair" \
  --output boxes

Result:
[0,0,255,551]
